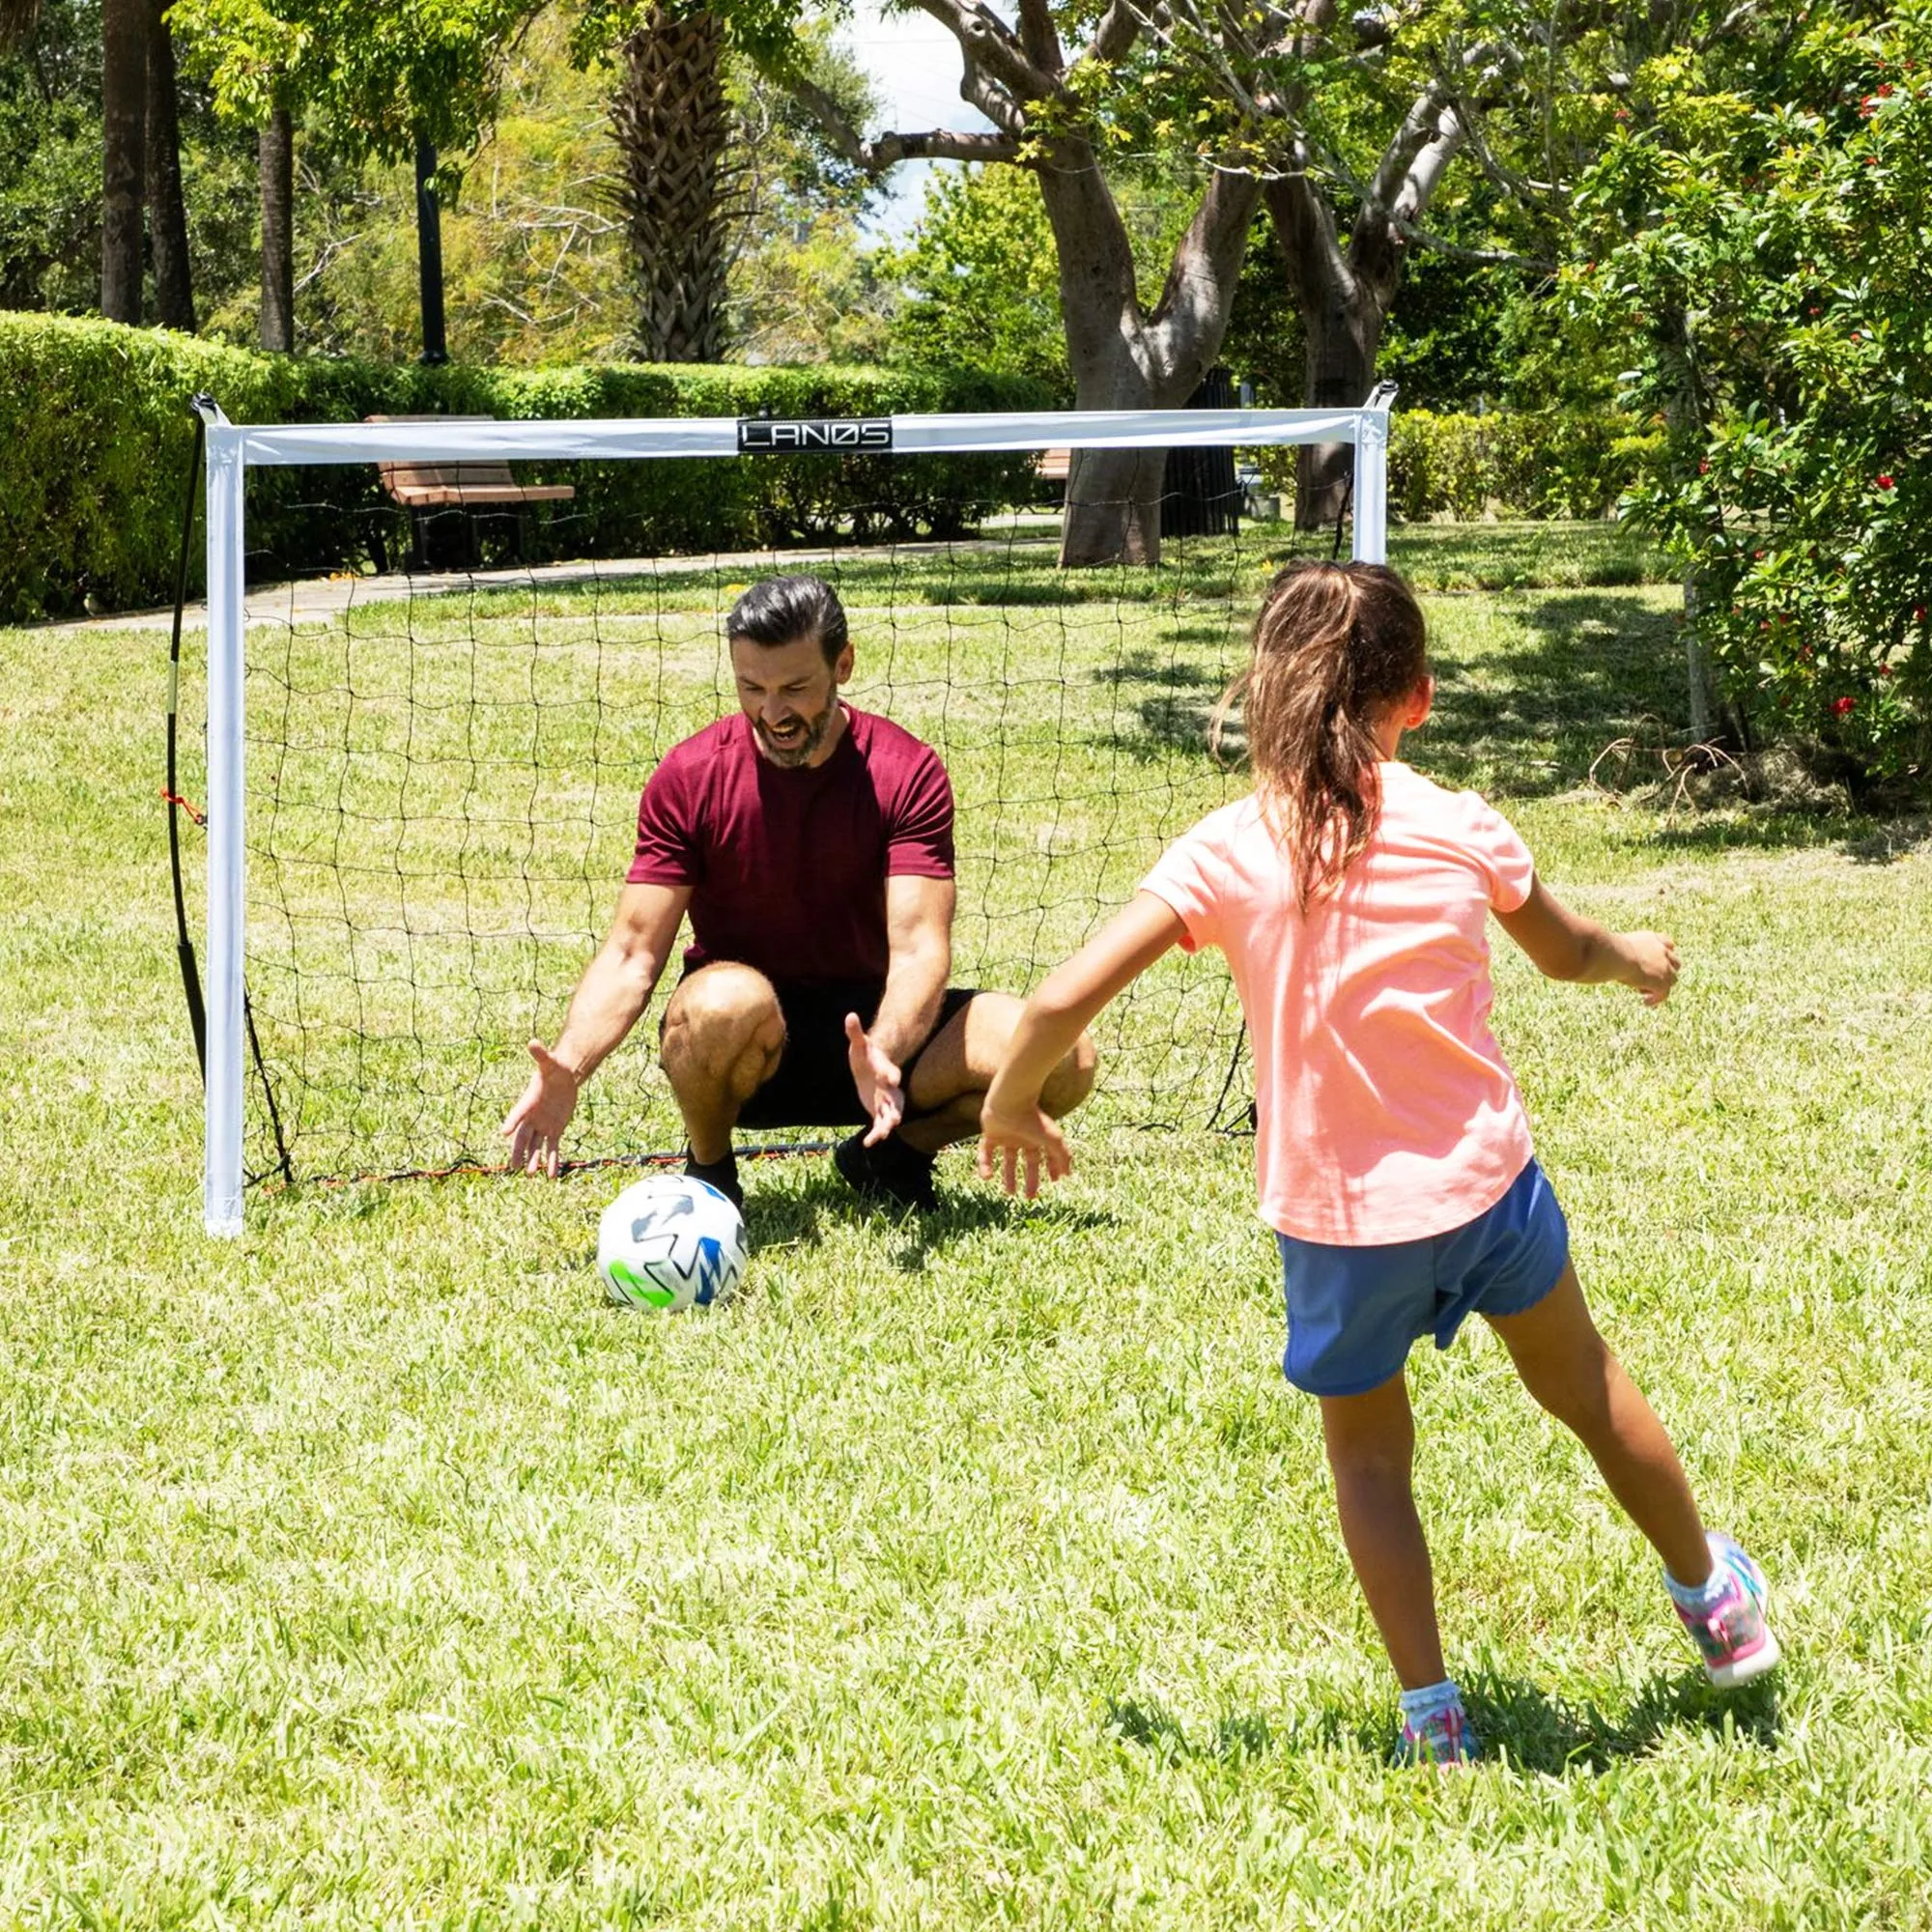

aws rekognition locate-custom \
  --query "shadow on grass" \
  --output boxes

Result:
[1419,591,1691,800]
[759,1163,1119,1272]
[1105,1665,1781,1777]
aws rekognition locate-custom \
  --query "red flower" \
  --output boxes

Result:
[1879,664,1894,678]
[1916,606,1928,623]
[1833,696,1857,716]
[1877,474,1895,490]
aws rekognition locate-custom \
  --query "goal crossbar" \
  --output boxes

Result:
[199,400,1393,1235]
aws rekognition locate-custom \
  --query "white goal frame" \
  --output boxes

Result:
[199,398,1393,1234]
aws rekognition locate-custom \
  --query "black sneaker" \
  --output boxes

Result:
[682,1150,744,1212]
[833,1129,940,1214]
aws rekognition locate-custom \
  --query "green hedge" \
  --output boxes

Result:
[0,314,1058,622]
[1251,408,1662,523]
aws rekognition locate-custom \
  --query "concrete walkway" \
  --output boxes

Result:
[48,526,1065,636]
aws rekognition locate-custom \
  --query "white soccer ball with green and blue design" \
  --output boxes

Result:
[597,1174,747,1312]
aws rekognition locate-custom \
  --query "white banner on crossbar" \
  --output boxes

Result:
[225,407,1377,468]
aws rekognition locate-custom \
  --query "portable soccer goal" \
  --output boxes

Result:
[189,397,1393,1234]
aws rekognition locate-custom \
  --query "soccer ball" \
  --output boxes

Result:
[596,1174,747,1312]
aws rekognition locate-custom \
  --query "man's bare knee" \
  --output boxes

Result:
[1040,1031,1098,1119]
[662,964,781,1080]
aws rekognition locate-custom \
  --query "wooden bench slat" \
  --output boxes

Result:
[366,415,577,510]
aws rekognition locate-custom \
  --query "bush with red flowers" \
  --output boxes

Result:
[1571,9,1932,795]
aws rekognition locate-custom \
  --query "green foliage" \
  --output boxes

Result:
[0,0,262,323]
[168,0,540,157]
[882,167,1070,391]
[1248,409,1657,523]
[0,311,1056,620]
[1573,4,1932,793]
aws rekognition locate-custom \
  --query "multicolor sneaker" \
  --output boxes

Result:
[1672,1532,1780,1689]
[1396,1700,1481,1767]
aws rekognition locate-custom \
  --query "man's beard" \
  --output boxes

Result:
[753,699,838,767]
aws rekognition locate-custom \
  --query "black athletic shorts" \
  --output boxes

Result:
[666,973,978,1130]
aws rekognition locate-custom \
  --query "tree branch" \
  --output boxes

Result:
[909,0,1058,102]
[1016,0,1065,74]
[1148,158,1263,371]
[960,54,1026,137]
[1389,100,1463,224]
[786,72,1024,172]
[1076,0,1140,68]
[1392,217,1551,272]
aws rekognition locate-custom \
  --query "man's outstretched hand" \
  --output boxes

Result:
[843,1012,905,1147]
[501,1039,581,1178]
[977,1092,1072,1201]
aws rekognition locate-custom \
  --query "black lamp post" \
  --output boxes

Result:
[414,131,448,365]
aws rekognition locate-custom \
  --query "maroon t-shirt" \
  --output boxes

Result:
[627,704,955,982]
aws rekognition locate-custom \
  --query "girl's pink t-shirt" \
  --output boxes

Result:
[1141,761,1537,1245]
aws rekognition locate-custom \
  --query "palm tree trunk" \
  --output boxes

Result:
[100,0,147,323]
[611,8,734,361]
[147,0,195,331]
[258,105,294,353]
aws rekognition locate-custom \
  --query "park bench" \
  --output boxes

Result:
[366,414,576,572]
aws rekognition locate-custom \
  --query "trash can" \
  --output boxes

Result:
[1160,367,1241,538]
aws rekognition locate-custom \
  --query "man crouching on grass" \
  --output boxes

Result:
[502,573,1097,1213]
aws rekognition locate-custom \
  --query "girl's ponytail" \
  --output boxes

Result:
[1210,561,1428,907]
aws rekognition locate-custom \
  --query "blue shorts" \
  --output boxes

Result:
[1276,1159,1571,1397]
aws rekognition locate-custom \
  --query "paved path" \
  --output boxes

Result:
[47,528,1065,636]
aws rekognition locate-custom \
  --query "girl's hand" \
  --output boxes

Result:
[977,1091,1072,1199]
[1621,930,1681,1006]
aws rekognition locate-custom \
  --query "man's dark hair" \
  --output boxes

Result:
[725,575,849,665]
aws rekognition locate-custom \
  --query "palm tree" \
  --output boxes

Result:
[610,6,736,361]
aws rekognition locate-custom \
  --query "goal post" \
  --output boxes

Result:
[198,396,1394,1236]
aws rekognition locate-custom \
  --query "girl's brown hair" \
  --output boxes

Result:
[1209,560,1429,907]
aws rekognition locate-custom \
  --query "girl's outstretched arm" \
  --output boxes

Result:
[979,892,1187,1197]
[1494,878,1680,1005]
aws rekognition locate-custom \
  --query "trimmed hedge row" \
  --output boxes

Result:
[1251,408,1662,523]
[0,314,1058,622]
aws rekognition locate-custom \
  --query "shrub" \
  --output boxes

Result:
[1571,9,1932,794]
[1247,409,1655,524]
[0,315,1057,622]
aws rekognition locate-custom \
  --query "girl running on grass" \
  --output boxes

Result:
[977,559,1778,1765]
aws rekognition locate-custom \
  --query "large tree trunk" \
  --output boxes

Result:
[611,8,734,361]
[1261,175,1393,530]
[1035,142,1259,565]
[258,105,294,353]
[1294,265,1384,530]
[1264,79,1465,528]
[146,0,194,331]
[0,1,41,52]
[100,0,147,323]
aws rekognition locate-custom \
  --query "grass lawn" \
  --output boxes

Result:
[2,523,1929,1928]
